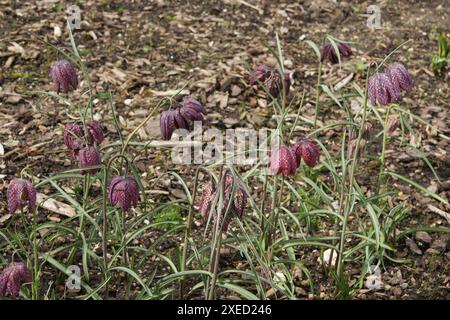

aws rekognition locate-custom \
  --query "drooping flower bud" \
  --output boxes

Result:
[179,96,206,123]
[7,179,37,214]
[199,182,216,220]
[224,172,247,220]
[64,123,84,155]
[385,63,413,93]
[320,42,353,64]
[108,176,140,212]
[291,138,320,168]
[249,64,273,85]
[387,117,400,134]
[0,262,31,297]
[86,121,104,145]
[198,172,248,232]
[368,72,401,105]
[362,122,373,139]
[269,146,298,176]
[78,146,101,174]
[173,108,190,130]
[264,70,291,98]
[160,110,178,140]
[50,59,78,93]
[181,96,207,115]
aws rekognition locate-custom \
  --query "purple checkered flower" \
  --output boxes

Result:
[160,110,178,140]
[265,70,291,98]
[321,42,353,64]
[385,63,413,93]
[108,176,140,212]
[269,146,297,176]
[249,64,273,85]
[50,59,78,93]
[368,72,401,105]
[78,146,101,174]
[64,123,84,155]
[0,262,31,297]
[7,179,37,214]
[198,172,248,232]
[291,138,321,168]
[86,121,104,145]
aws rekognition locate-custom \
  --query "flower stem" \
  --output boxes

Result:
[336,63,372,279]
[313,61,323,129]
[376,105,391,195]
[180,166,201,299]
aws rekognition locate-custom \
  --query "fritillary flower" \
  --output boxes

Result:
[321,42,353,64]
[86,121,104,145]
[385,63,413,93]
[108,176,140,212]
[0,262,31,297]
[368,72,401,105]
[63,123,84,155]
[160,110,178,140]
[7,179,37,214]
[79,146,101,174]
[291,138,320,167]
[198,172,248,232]
[50,59,78,93]
[269,146,297,176]
[265,70,291,98]
[249,64,272,85]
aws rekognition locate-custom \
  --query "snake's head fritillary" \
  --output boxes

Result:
[50,60,78,93]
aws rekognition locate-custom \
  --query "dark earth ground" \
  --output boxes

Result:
[0,0,449,299]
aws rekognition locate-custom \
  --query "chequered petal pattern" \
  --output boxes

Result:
[161,96,206,140]
[198,172,248,232]
[86,121,104,145]
[63,123,84,154]
[7,179,36,214]
[269,146,297,176]
[368,72,401,105]
[108,176,140,212]
[50,60,78,93]
[291,138,320,168]
[386,63,413,93]
[0,262,31,297]
[78,146,101,174]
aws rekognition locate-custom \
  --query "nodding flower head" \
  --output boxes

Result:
[50,59,78,93]
[387,116,400,134]
[179,96,206,123]
[64,123,84,156]
[223,172,248,220]
[161,96,206,140]
[198,172,248,232]
[181,96,207,115]
[86,121,104,145]
[108,176,140,212]
[160,110,178,140]
[291,138,321,168]
[321,42,353,64]
[385,63,413,93]
[249,64,273,85]
[173,108,190,130]
[269,146,298,176]
[368,72,401,105]
[7,179,36,214]
[362,122,373,139]
[264,70,291,98]
[78,146,101,174]
[0,262,31,297]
